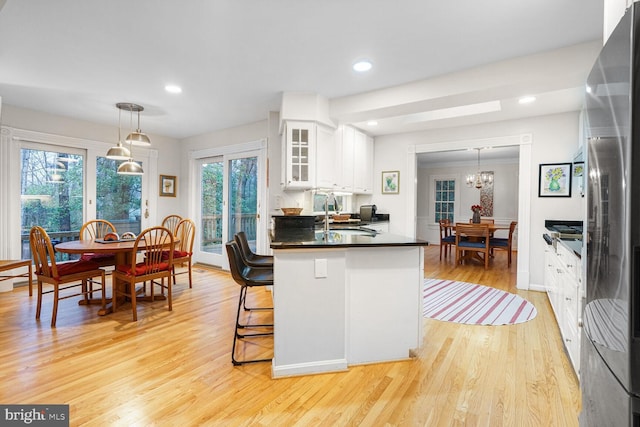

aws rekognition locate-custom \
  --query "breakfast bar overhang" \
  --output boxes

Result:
[270,229,429,378]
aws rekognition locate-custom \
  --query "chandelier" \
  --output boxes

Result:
[105,103,146,175]
[466,148,493,189]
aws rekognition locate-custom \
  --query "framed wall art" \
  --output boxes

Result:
[382,171,400,194]
[538,163,572,197]
[159,175,177,197]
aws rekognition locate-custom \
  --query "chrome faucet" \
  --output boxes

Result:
[324,192,336,234]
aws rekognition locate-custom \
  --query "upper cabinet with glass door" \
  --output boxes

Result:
[282,121,315,189]
[282,120,337,190]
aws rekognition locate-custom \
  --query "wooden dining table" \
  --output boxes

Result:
[55,238,179,315]
[445,223,511,264]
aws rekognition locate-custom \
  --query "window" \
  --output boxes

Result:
[434,179,455,223]
[20,147,84,260]
[312,192,345,214]
[96,157,143,236]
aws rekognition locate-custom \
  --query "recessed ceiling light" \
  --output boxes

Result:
[165,84,182,94]
[518,96,536,104]
[367,120,378,126]
[353,60,372,72]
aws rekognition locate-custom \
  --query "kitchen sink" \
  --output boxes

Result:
[317,227,378,238]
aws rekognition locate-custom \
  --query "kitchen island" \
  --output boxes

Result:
[270,228,428,378]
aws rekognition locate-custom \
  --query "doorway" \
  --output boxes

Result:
[194,145,265,269]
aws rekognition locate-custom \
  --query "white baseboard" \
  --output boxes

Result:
[271,359,348,378]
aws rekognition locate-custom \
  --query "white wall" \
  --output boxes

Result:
[372,111,584,287]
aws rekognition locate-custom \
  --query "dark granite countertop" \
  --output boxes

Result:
[270,228,429,249]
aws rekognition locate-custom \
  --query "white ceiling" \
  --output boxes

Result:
[0,0,603,140]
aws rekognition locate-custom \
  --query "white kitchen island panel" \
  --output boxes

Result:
[271,235,426,378]
[346,246,424,365]
[272,249,348,378]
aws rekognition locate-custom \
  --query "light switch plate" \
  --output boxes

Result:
[314,258,328,278]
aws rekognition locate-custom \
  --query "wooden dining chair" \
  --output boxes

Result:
[438,219,455,261]
[161,214,183,236]
[225,240,273,365]
[79,219,117,268]
[30,226,106,327]
[169,218,195,288]
[469,218,495,224]
[112,226,174,321]
[455,223,491,269]
[490,221,518,267]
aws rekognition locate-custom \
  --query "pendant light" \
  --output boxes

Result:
[466,148,493,189]
[125,104,151,146]
[114,103,144,176]
[105,106,131,161]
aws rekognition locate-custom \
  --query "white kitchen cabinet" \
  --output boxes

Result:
[336,125,355,192]
[282,121,315,189]
[282,120,337,190]
[281,122,374,193]
[353,132,374,194]
[544,241,582,377]
[336,125,373,194]
[315,124,337,189]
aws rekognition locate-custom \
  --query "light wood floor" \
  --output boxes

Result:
[0,246,580,426]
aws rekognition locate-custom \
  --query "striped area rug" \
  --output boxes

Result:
[423,278,537,326]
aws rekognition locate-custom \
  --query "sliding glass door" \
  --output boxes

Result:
[196,150,261,267]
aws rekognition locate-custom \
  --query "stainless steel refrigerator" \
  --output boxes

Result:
[581,4,640,426]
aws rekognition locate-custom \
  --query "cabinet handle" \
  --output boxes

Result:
[565,297,572,302]
[565,338,572,343]
[578,318,584,327]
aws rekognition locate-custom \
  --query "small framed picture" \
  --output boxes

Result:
[538,163,572,197]
[382,171,400,194]
[159,175,177,197]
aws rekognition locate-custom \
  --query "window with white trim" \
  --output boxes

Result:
[434,179,455,223]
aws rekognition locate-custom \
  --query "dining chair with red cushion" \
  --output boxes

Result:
[29,226,106,327]
[161,214,183,237]
[111,226,174,321]
[79,219,117,267]
[168,218,195,288]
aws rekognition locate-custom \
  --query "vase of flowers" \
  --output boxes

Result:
[471,204,482,223]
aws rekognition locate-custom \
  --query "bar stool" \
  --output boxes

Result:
[225,241,273,366]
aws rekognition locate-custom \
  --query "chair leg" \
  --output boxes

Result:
[130,283,138,321]
[36,280,43,320]
[232,285,273,366]
[51,285,59,327]
[187,261,192,288]
[242,285,273,312]
[237,287,273,329]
